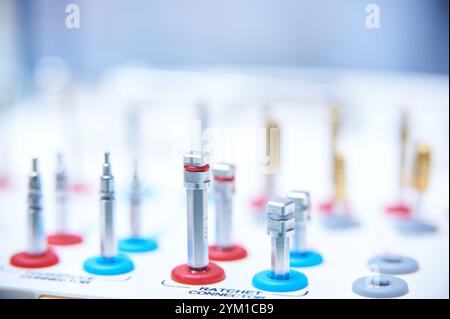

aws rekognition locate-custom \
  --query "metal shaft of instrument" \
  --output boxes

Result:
[100,153,117,259]
[292,223,306,253]
[184,151,210,271]
[267,198,295,280]
[187,188,208,270]
[413,192,423,220]
[215,190,233,249]
[26,158,46,255]
[130,165,141,238]
[55,154,68,233]
[271,235,290,279]
[288,191,310,254]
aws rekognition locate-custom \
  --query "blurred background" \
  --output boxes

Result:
[0,0,448,214]
[0,0,448,97]
[0,1,449,299]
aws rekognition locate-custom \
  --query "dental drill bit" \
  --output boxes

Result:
[411,144,431,218]
[184,151,210,271]
[26,158,46,255]
[171,151,225,284]
[333,152,346,207]
[400,111,409,190]
[130,160,141,238]
[212,163,235,249]
[55,153,68,234]
[330,104,341,156]
[100,152,117,259]
[252,196,308,292]
[287,191,311,254]
[267,198,295,280]
[394,143,435,234]
[265,118,279,199]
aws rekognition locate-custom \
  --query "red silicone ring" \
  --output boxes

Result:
[10,249,59,268]
[209,245,247,261]
[0,175,11,189]
[250,195,267,212]
[385,203,412,218]
[171,262,225,285]
[318,200,334,214]
[184,164,210,172]
[213,176,235,183]
[48,233,83,246]
[69,182,91,195]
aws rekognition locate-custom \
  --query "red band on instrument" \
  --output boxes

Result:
[213,176,234,183]
[184,164,209,172]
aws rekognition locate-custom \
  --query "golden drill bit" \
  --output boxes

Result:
[411,144,431,192]
[330,104,341,154]
[266,118,280,171]
[265,118,279,197]
[333,152,346,202]
[399,111,409,189]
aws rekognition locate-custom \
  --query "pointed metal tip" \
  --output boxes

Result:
[57,152,64,167]
[104,152,110,164]
[103,152,112,175]
[133,159,138,176]
[32,158,38,172]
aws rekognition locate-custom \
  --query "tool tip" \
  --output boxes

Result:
[133,159,138,176]
[32,158,38,172]
[104,152,110,164]
[103,152,112,175]
[57,152,64,167]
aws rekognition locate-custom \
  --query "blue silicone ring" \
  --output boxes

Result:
[119,237,158,253]
[290,251,323,267]
[252,270,308,292]
[83,253,134,275]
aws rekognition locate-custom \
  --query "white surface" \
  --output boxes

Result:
[0,67,448,298]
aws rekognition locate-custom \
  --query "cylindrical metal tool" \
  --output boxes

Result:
[130,161,141,238]
[184,151,210,271]
[26,158,46,256]
[287,191,310,254]
[212,163,235,249]
[55,153,68,234]
[100,152,117,259]
[267,198,295,280]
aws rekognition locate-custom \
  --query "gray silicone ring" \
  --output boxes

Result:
[352,275,408,298]
[368,255,419,274]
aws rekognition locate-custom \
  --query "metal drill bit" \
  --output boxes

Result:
[99,152,117,259]
[267,198,295,280]
[212,163,235,249]
[287,191,310,254]
[184,151,210,271]
[26,158,46,255]
[130,160,141,238]
[55,153,68,234]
